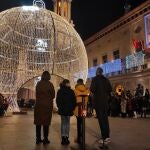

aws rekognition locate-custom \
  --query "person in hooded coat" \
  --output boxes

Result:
[34,71,55,144]
[74,79,90,144]
[90,67,112,144]
[56,79,76,145]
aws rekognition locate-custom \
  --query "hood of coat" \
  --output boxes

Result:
[75,84,87,92]
[59,86,71,93]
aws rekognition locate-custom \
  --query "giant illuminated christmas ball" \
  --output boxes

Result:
[0,6,88,95]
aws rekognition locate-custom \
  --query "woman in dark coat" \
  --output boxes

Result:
[56,79,76,145]
[34,71,55,144]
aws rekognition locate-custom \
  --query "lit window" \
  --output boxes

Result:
[58,0,61,15]
[64,2,67,17]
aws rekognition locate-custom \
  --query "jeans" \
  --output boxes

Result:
[95,109,110,139]
[61,116,70,137]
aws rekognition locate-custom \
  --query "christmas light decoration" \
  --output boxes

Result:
[0,7,88,95]
[88,59,122,78]
[125,51,145,69]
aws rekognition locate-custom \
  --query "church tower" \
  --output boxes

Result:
[53,0,73,24]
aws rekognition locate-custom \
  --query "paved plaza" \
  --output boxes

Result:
[0,112,150,150]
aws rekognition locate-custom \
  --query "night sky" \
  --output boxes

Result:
[0,0,148,40]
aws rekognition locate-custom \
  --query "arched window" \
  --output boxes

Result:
[64,1,68,18]
[57,0,61,15]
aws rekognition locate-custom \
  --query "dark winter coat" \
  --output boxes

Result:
[90,75,112,111]
[56,86,76,116]
[34,80,55,126]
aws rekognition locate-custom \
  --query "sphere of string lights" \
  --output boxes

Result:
[0,6,88,95]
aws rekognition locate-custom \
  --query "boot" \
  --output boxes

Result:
[61,136,66,145]
[43,138,50,145]
[36,139,43,144]
[36,125,42,144]
[43,126,50,145]
[65,137,70,145]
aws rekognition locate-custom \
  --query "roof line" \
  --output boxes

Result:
[84,0,150,46]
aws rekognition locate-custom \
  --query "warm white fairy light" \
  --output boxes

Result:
[22,6,39,11]
[0,7,88,95]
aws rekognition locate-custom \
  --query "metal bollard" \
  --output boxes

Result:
[81,96,86,150]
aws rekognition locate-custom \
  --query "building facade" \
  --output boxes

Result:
[85,1,150,92]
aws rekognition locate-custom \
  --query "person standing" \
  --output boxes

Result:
[120,92,127,118]
[90,68,112,144]
[56,79,76,145]
[141,88,149,118]
[135,84,144,114]
[34,71,55,145]
[126,90,133,118]
[74,79,90,144]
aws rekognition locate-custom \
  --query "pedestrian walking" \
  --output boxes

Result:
[90,67,112,144]
[56,79,76,145]
[34,71,55,144]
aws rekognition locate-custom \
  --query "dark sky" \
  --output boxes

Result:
[0,0,148,40]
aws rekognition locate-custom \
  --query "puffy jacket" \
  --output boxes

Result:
[74,84,90,116]
[56,86,76,116]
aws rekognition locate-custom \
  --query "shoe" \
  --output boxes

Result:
[65,137,70,145]
[36,139,43,144]
[105,138,111,143]
[98,138,111,144]
[43,139,50,145]
[61,136,66,145]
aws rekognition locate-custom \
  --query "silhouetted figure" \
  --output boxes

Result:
[120,92,127,118]
[34,71,55,144]
[90,68,112,144]
[135,84,144,114]
[141,89,149,118]
[126,90,133,118]
[56,79,76,145]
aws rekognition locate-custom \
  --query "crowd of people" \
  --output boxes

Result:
[109,84,150,118]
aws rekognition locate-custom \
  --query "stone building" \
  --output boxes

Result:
[85,1,150,92]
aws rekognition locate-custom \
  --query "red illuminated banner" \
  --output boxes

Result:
[133,39,144,50]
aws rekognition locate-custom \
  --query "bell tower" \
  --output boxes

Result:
[53,0,73,24]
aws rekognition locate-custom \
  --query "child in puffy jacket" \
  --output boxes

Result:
[74,79,90,144]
